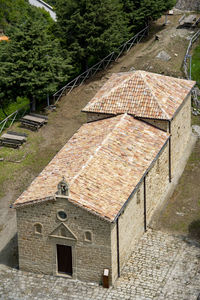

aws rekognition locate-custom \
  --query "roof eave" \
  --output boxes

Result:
[81,109,117,115]
[14,195,55,209]
[14,193,112,223]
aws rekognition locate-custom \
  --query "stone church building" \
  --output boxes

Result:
[14,71,195,285]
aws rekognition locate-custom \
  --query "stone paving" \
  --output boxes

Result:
[0,229,199,300]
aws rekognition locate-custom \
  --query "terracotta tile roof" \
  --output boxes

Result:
[82,71,195,120]
[14,114,169,221]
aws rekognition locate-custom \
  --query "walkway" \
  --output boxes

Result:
[0,230,199,300]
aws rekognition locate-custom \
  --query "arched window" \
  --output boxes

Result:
[84,231,92,242]
[34,223,42,235]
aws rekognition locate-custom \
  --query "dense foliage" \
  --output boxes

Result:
[121,0,176,32]
[44,0,56,7]
[55,0,176,71]
[0,0,176,114]
[0,0,53,29]
[0,0,71,114]
[55,0,129,71]
[0,18,72,113]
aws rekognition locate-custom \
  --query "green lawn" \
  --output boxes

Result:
[0,97,29,121]
[192,40,200,87]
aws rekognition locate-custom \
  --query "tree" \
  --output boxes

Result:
[120,0,176,33]
[55,0,129,72]
[0,17,72,110]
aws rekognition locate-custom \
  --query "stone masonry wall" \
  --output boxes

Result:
[145,143,169,224]
[16,197,112,284]
[176,0,200,11]
[86,112,114,122]
[139,118,169,132]
[111,187,144,283]
[111,142,169,282]
[170,95,191,179]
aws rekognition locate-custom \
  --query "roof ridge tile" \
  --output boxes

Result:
[139,71,169,119]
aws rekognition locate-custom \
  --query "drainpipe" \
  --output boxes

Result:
[168,121,172,183]
[116,218,120,277]
[144,176,147,232]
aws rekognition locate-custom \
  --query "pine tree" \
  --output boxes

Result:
[55,0,129,71]
[0,17,72,108]
[121,0,176,33]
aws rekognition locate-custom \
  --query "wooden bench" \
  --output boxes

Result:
[0,137,22,148]
[0,132,27,148]
[20,114,47,130]
[29,113,48,121]
[20,119,40,131]
[7,131,28,138]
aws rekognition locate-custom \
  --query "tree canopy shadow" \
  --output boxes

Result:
[188,219,200,242]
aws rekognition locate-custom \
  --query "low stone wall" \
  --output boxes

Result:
[175,0,200,11]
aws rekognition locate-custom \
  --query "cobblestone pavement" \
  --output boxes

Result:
[0,230,199,300]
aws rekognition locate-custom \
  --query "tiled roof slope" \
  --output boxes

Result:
[82,71,195,119]
[14,114,169,222]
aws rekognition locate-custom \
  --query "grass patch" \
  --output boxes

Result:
[172,222,187,232]
[188,150,200,163]
[0,123,54,198]
[191,114,200,126]
[191,41,200,87]
[0,97,29,122]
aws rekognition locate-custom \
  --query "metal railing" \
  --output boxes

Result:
[0,104,29,134]
[183,29,200,80]
[53,26,149,104]
[183,29,200,110]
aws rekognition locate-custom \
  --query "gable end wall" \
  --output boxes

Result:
[16,198,112,284]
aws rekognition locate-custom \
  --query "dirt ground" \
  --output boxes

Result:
[0,12,200,266]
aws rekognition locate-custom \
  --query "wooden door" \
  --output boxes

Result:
[57,244,72,276]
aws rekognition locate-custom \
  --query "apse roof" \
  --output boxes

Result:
[82,71,195,120]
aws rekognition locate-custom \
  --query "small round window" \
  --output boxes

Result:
[57,210,67,221]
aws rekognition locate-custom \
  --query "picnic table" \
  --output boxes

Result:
[0,131,27,148]
[20,113,48,130]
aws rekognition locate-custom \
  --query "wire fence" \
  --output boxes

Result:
[183,29,200,110]
[53,26,149,104]
[183,29,200,80]
[0,104,29,134]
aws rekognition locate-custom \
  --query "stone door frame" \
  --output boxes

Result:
[50,237,77,279]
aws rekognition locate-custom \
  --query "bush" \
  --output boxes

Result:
[0,97,29,120]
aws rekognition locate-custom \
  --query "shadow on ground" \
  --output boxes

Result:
[0,233,18,268]
[188,219,200,241]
